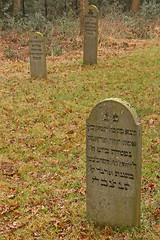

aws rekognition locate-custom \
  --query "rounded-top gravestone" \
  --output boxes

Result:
[86,98,142,227]
[83,5,98,64]
[29,32,47,78]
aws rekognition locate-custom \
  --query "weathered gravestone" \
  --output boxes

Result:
[29,32,47,78]
[86,98,142,227]
[83,5,98,64]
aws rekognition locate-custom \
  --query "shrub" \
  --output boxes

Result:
[141,0,160,20]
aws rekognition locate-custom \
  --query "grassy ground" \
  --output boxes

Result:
[0,18,160,239]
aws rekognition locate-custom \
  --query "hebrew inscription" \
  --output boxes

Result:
[29,32,47,78]
[86,98,142,227]
[83,5,98,64]
[84,12,97,36]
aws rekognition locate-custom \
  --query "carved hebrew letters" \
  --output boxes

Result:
[83,5,98,64]
[29,32,47,78]
[86,98,142,227]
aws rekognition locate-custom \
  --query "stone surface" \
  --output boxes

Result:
[86,98,142,227]
[83,5,98,64]
[29,32,47,78]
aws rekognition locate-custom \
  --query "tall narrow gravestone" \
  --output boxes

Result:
[83,5,98,64]
[29,32,47,78]
[86,98,142,227]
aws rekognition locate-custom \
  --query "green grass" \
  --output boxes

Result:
[0,46,160,239]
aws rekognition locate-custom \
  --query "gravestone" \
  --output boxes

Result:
[83,5,98,64]
[86,98,142,227]
[29,32,47,78]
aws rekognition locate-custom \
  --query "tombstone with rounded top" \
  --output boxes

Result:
[83,5,98,64]
[86,98,142,227]
[29,32,47,78]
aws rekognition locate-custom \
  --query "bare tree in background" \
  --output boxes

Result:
[131,0,140,12]
[45,0,48,17]
[79,0,88,35]
[13,0,21,14]
[22,0,25,16]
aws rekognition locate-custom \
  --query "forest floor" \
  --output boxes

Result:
[0,17,160,239]
[0,28,160,64]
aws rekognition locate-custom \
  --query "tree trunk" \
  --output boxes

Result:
[79,0,89,35]
[131,0,140,12]
[13,0,21,13]
[22,0,25,16]
[45,0,48,17]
